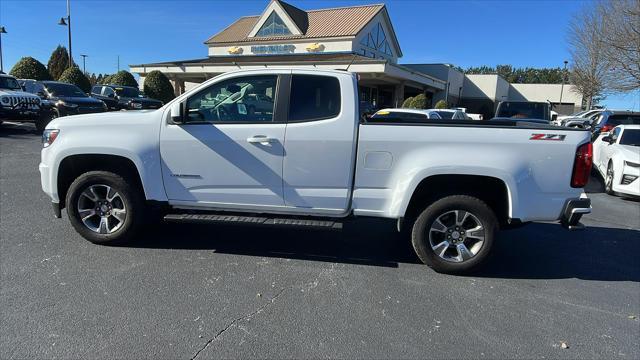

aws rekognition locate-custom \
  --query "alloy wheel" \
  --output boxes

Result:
[76,184,127,234]
[428,210,485,263]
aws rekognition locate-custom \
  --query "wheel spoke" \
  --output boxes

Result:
[457,243,473,261]
[432,241,450,257]
[455,210,469,226]
[111,208,126,222]
[79,209,95,221]
[431,218,448,233]
[465,224,485,240]
[98,217,109,234]
[82,187,100,202]
[105,186,115,202]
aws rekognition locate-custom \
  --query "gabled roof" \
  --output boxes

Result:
[205,2,385,44]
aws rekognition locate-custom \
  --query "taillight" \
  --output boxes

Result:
[571,142,592,188]
[601,124,614,133]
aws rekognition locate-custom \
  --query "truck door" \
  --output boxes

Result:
[160,74,287,208]
[282,72,358,214]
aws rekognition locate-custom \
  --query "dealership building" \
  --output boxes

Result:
[130,0,583,117]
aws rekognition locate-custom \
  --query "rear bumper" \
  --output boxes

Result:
[560,197,591,230]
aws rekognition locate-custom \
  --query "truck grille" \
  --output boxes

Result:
[4,96,41,109]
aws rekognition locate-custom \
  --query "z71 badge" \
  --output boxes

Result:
[529,134,566,141]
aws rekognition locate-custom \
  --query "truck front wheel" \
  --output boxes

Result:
[411,195,497,274]
[66,171,143,245]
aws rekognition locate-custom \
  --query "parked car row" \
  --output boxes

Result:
[1,72,165,132]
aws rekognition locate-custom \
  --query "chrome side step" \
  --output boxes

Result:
[163,213,343,231]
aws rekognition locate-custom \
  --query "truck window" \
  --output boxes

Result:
[185,75,277,123]
[91,86,102,95]
[289,75,340,122]
[497,102,549,120]
[608,114,640,126]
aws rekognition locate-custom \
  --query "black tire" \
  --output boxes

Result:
[35,114,51,133]
[411,195,497,274]
[66,171,144,245]
[605,162,614,195]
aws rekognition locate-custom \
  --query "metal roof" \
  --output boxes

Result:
[204,2,385,44]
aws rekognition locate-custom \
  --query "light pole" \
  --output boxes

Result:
[58,0,73,68]
[0,26,6,73]
[559,60,568,105]
[80,54,88,74]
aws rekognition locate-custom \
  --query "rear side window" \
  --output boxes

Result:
[608,114,640,126]
[289,75,340,121]
[91,86,102,95]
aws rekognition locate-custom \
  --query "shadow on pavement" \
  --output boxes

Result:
[0,123,39,138]
[132,218,640,281]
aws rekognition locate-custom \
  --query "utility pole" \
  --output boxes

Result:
[0,26,6,73]
[80,54,88,74]
[559,60,568,105]
[58,0,73,68]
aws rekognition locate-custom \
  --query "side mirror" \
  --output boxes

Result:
[601,135,616,144]
[170,101,184,124]
[107,93,115,98]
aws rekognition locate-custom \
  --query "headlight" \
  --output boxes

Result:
[624,161,640,168]
[42,129,60,148]
[1,97,9,105]
[55,100,78,108]
[129,102,143,109]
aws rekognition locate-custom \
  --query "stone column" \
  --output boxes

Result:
[394,82,405,107]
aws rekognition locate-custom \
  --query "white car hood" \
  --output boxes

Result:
[47,109,161,130]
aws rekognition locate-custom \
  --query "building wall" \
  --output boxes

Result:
[462,74,500,99]
[509,83,582,114]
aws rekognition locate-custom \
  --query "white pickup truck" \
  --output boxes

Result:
[40,69,593,273]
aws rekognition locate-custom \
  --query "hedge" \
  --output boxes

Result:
[143,70,175,104]
[9,57,52,81]
[58,67,91,93]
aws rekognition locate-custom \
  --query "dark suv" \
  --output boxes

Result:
[591,111,640,139]
[91,84,163,111]
[22,80,107,118]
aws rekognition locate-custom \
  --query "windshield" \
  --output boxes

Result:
[436,111,454,119]
[497,102,549,120]
[608,114,640,126]
[114,87,141,98]
[0,77,22,90]
[619,129,640,146]
[44,83,87,97]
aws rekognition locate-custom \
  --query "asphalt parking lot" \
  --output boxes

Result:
[1,122,639,359]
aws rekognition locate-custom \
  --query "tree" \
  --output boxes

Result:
[47,45,71,80]
[89,73,98,86]
[143,70,175,104]
[401,96,415,108]
[568,3,609,108]
[108,70,138,87]
[99,74,112,85]
[434,99,448,109]
[410,93,428,109]
[598,0,640,92]
[9,57,52,80]
[464,65,565,84]
[58,67,91,93]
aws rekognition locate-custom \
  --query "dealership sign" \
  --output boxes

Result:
[251,45,295,54]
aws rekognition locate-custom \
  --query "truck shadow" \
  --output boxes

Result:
[132,220,640,282]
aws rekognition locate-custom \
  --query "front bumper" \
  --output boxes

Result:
[0,106,41,121]
[560,197,591,230]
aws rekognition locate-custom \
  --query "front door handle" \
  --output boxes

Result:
[247,135,275,144]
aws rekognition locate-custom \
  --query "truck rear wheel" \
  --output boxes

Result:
[411,195,497,274]
[66,171,143,245]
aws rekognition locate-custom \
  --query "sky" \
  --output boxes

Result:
[0,0,637,110]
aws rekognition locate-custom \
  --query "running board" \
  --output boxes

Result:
[163,213,343,231]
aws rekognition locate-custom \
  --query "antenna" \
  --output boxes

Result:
[345,54,357,72]
[233,61,242,69]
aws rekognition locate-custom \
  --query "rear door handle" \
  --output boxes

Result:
[247,135,275,144]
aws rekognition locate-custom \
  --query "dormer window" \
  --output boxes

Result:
[256,12,292,37]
